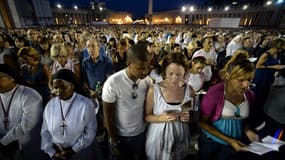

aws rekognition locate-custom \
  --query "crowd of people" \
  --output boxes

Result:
[0,25,285,160]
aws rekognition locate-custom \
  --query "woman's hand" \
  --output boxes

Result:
[179,111,190,122]
[272,65,285,70]
[159,111,180,122]
[245,129,260,142]
[229,139,248,152]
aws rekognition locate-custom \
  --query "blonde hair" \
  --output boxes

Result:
[50,44,68,61]
[220,49,255,80]
[187,40,198,50]
[80,31,92,44]
[18,47,40,61]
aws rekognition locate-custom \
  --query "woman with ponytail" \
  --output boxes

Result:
[198,49,259,160]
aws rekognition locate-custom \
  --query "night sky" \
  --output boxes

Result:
[48,0,206,18]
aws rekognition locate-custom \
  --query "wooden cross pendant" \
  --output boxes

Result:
[60,121,68,135]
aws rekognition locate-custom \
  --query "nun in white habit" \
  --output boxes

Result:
[41,69,100,160]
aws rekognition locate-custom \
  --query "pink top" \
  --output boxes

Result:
[200,82,255,122]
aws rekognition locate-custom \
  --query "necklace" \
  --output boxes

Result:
[59,94,76,136]
[0,85,19,130]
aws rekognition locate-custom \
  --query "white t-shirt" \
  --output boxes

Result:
[187,73,204,92]
[102,69,152,136]
[149,69,163,84]
[226,41,242,57]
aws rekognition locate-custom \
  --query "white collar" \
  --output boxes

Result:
[60,92,76,104]
[0,85,19,98]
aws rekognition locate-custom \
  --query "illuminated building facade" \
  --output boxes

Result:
[107,11,133,24]
[151,1,285,28]
[52,6,90,25]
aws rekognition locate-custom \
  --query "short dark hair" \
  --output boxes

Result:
[127,43,150,64]
[190,56,206,68]
[15,36,27,43]
[39,37,49,44]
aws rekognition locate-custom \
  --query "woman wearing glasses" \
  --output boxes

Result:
[145,53,194,160]
[198,50,259,160]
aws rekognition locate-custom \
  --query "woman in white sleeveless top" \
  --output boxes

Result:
[145,53,195,160]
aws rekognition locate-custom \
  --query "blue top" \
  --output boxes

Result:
[253,53,280,86]
[81,52,113,90]
[203,119,243,145]
[82,47,106,60]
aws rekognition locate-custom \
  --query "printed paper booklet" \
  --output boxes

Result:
[243,135,285,155]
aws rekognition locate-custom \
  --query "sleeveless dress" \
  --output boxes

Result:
[146,84,192,160]
[253,53,280,94]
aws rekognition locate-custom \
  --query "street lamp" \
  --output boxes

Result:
[74,5,78,10]
[181,5,195,25]
[266,1,272,6]
[224,6,230,11]
[242,5,248,10]
[56,4,62,9]
[208,7,212,12]
[99,6,103,11]
[181,6,186,12]
[189,6,194,12]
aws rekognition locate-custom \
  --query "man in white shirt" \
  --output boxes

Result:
[0,64,43,160]
[226,34,243,57]
[102,43,152,160]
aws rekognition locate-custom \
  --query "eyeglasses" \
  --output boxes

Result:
[131,83,138,99]
[235,107,240,117]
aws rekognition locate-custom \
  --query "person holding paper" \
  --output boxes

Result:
[246,67,285,159]
[198,50,259,160]
[145,53,195,160]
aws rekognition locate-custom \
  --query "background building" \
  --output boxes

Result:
[0,0,52,28]
[150,0,285,28]
[0,0,284,28]
[51,3,89,25]
[107,11,133,24]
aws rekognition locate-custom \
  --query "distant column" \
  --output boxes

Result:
[148,0,153,15]
[6,0,21,28]
[148,0,153,24]
[0,0,13,28]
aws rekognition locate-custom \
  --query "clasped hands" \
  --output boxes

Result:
[52,146,75,160]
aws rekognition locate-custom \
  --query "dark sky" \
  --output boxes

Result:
[49,0,206,18]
